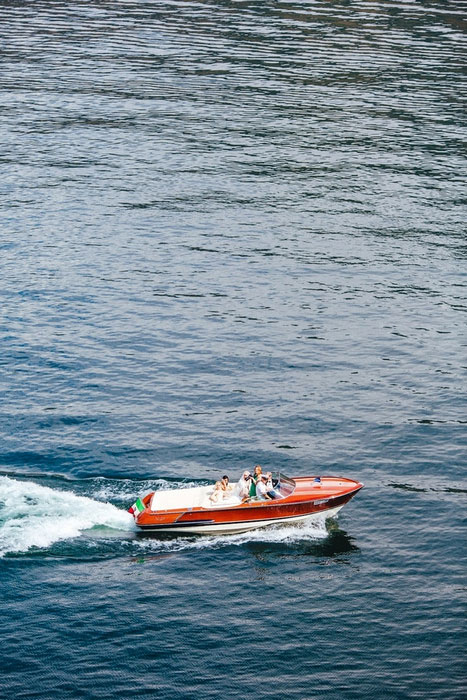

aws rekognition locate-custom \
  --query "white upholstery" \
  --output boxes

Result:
[203,494,242,509]
[150,485,242,511]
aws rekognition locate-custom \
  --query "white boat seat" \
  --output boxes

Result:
[150,484,283,511]
[151,485,242,511]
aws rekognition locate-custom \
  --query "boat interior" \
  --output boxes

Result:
[149,474,296,512]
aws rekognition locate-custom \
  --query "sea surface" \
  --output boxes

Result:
[0,1,466,698]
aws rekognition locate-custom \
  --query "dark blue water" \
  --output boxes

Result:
[1,1,466,698]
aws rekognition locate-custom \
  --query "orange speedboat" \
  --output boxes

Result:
[129,473,363,535]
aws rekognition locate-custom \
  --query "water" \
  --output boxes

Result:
[1,1,466,697]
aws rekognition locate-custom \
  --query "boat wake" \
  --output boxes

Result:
[0,475,134,558]
[131,516,331,558]
[0,475,331,558]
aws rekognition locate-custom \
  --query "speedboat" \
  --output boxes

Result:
[128,473,363,535]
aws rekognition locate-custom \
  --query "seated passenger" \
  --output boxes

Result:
[255,474,273,501]
[209,475,232,503]
[249,465,263,498]
[265,471,280,499]
[209,480,223,504]
[221,475,233,497]
[236,471,251,501]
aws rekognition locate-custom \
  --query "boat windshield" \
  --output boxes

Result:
[272,472,296,497]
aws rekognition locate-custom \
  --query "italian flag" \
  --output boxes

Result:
[128,497,145,516]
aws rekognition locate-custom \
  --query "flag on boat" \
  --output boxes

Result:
[128,497,145,515]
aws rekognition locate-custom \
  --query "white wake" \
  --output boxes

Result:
[0,476,134,557]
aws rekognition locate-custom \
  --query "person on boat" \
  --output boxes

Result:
[236,471,251,501]
[209,480,223,503]
[209,475,232,503]
[249,465,262,498]
[222,475,233,492]
[265,471,280,499]
[255,474,273,501]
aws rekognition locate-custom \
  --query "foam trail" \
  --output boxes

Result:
[132,513,331,556]
[0,476,134,557]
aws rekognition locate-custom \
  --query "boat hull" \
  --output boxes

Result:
[137,504,345,535]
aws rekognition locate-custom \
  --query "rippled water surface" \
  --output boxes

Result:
[1,1,466,698]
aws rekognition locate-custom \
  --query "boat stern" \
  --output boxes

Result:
[128,493,153,524]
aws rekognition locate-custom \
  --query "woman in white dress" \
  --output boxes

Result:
[236,471,251,501]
